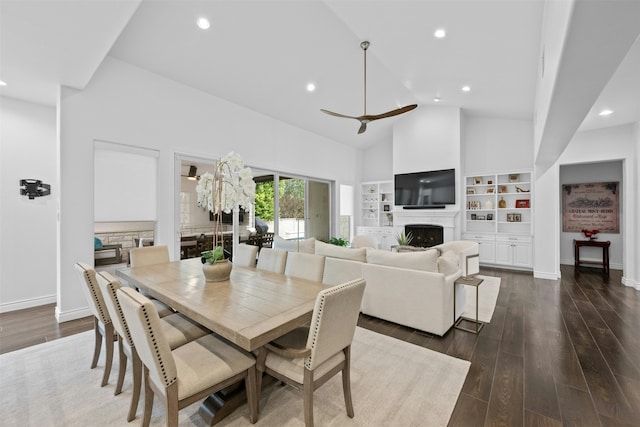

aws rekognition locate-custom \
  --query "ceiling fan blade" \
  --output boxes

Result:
[367,104,418,121]
[357,121,367,134]
[320,109,359,120]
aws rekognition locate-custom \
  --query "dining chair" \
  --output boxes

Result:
[128,245,174,317]
[117,287,258,427]
[234,243,259,268]
[284,252,326,282]
[256,278,366,427]
[351,234,379,249]
[256,247,288,274]
[96,271,210,422]
[74,262,116,387]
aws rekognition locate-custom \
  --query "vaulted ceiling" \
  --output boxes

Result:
[1,1,638,150]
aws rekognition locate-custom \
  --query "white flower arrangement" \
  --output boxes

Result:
[196,151,255,215]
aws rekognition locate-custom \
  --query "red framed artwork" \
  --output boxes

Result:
[515,199,530,208]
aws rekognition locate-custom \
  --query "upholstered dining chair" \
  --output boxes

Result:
[351,234,380,249]
[117,287,258,427]
[234,243,259,268]
[256,278,366,427]
[256,247,288,274]
[96,271,210,422]
[74,262,116,387]
[128,245,174,317]
[284,252,326,282]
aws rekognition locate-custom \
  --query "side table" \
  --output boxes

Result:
[574,239,610,275]
[454,276,485,334]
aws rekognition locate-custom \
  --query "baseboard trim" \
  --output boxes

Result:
[621,277,640,291]
[0,295,56,313]
[56,306,92,323]
[533,270,561,280]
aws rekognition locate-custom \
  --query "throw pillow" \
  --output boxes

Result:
[315,240,366,262]
[273,236,316,253]
[437,250,459,275]
[94,237,103,249]
[366,248,438,272]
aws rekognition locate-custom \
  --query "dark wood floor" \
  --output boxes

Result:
[1,265,638,426]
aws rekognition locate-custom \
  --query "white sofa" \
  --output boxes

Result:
[275,237,479,336]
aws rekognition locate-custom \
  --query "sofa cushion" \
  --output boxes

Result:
[437,250,459,276]
[315,240,366,262]
[366,248,439,272]
[273,236,316,254]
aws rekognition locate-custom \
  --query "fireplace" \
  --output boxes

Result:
[405,224,444,248]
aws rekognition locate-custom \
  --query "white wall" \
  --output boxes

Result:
[462,116,533,174]
[361,140,393,182]
[0,97,57,312]
[559,161,623,268]
[56,56,361,321]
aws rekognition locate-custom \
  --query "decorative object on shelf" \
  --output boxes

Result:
[477,215,486,220]
[196,151,255,281]
[485,187,495,194]
[471,214,477,220]
[467,188,476,195]
[514,213,522,222]
[201,248,233,282]
[498,197,507,208]
[515,199,530,208]
[582,228,600,240]
[321,41,417,134]
[473,177,483,185]
[499,185,508,194]
[487,214,493,221]
[383,205,390,211]
[509,174,520,183]
[367,185,375,193]
[395,230,413,246]
[484,199,494,210]
[515,186,529,193]
[506,213,514,222]
[468,200,481,210]
[329,237,349,247]
[386,213,393,226]
[20,179,51,199]
[487,180,493,185]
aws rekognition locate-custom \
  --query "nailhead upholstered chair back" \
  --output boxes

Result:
[129,245,170,267]
[234,243,259,268]
[284,252,325,282]
[256,247,288,274]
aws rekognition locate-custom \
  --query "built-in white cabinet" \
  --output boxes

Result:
[463,170,533,270]
[356,226,394,251]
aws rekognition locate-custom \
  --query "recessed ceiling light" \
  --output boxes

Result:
[462,86,471,92]
[196,17,210,30]
[0,80,6,86]
[599,109,613,116]
[306,83,316,92]
[434,29,446,39]
[434,97,441,102]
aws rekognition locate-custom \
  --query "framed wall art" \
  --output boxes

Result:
[515,199,530,208]
[562,182,619,233]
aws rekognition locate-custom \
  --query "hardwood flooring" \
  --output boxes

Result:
[1,264,638,426]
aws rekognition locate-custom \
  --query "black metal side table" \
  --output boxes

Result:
[454,276,485,334]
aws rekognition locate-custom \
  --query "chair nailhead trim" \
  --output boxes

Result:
[83,269,110,325]
[139,304,176,387]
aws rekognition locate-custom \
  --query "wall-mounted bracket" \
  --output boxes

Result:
[20,179,51,199]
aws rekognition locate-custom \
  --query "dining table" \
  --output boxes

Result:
[115,257,328,425]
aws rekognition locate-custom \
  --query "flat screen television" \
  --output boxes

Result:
[394,168,456,208]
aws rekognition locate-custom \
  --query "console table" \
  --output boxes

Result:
[574,239,610,275]
[454,276,484,334]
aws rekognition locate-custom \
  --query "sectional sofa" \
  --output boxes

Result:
[273,236,479,336]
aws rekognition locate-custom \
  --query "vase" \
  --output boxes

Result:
[202,259,232,282]
[499,197,506,209]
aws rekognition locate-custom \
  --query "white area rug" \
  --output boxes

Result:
[0,327,470,426]
[461,275,501,323]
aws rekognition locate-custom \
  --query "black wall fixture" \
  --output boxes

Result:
[20,179,51,199]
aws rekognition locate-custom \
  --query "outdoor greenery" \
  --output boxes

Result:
[329,237,349,247]
[255,178,304,221]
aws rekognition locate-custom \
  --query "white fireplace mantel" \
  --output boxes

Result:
[392,209,460,242]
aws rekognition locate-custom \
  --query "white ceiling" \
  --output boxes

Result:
[1,0,638,149]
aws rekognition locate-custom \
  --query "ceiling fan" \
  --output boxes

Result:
[321,41,417,134]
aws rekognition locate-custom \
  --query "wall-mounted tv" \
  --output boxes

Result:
[394,168,456,208]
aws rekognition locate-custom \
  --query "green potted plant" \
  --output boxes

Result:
[328,237,349,247]
[196,152,255,282]
[395,230,413,246]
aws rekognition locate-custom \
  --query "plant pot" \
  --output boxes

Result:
[202,259,232,282]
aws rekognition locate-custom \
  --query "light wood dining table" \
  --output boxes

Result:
[115,257,328,424]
